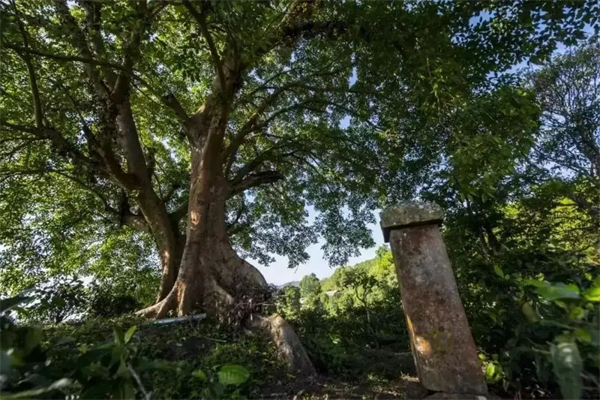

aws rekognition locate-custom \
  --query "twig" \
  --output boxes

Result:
[128,364,152,400]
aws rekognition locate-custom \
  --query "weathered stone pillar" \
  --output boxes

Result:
[381,202,487,396]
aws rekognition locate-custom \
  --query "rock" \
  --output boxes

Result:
[250,313,316,376]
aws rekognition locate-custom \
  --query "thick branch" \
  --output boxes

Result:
[11,1,44,128]
[228,170,284,197]
[182,0,226,89]
[79,0,117,85]
[161,93,190,123]
[169,201,189,223]
[112,0,151,101]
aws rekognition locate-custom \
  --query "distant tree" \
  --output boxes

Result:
[530,43,600,247]
[277,285,302,319]
[299,273,321,301]
[339,267,378,341]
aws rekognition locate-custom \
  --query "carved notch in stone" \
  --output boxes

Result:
[380,202,444,243]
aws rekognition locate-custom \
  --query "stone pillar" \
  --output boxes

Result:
[381,202,487,396]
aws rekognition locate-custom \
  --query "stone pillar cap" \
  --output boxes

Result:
[380,202,444,242]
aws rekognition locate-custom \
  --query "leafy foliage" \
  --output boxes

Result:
[1,0,597,306]
[1,291,283,399]
[277,249,409,377]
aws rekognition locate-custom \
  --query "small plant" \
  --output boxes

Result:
[1,291,71,399]
[523,277,600,399]
[191,364,251,399]
[71,325,160,399]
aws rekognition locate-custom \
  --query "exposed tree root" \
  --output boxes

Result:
[137,251,268,319]
[249,313,316,377]
[136,237,315,376]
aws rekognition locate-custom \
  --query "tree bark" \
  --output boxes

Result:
[138,89,269,318]
[137,167,269,318]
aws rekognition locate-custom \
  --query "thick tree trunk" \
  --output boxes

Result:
[138,102,268,318]
[154,231,184,302]
[131,51,315,374]
[137,172,268,318]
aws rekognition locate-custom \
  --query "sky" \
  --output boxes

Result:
[252,209,385,286]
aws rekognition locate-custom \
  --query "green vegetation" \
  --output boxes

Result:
[278,249,409,378]
[1,0,600,398]
[2,297,284,399]
[279,238,599,399]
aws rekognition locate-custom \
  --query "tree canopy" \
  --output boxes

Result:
[1,0,598,315]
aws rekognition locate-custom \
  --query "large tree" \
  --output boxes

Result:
[530,44,600,238]
[1,0,597,317]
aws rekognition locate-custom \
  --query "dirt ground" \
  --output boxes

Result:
[261,374,429,399]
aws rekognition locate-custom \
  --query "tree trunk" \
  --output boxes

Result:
[154,230,184,302]
[138,103,268,319]
[114,96,183,302]
[137,173,268,318]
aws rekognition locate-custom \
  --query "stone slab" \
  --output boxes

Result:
[388,225,487,395]
[380,202,443,242]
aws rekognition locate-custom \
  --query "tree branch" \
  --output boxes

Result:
[223,85,290,168]
[54,0,111,97]
[224,98,322,175]
[2,43,127,72]
[169,201,189,223]
[161,93,190,123]
[228,170,284,197]
[11,0,44,128]
[182,0,226,89]
[112,0,151,101]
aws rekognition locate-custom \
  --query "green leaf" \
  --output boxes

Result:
[217,364,250,386]
[582,287,600,302]
[551,342,582,400]
[538,284,580,301]
[569,306,585,320]
[192,369,208,382]
[111,345,125,367]
[116,360,130,377]
[114,328,125,346]
[574,328,591,343]
[124,326,137,344]
[114,379,135,400]
[522,301,540,323]
[493,265,505,279]
[524,279,548,288]
[485,362,496,380]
